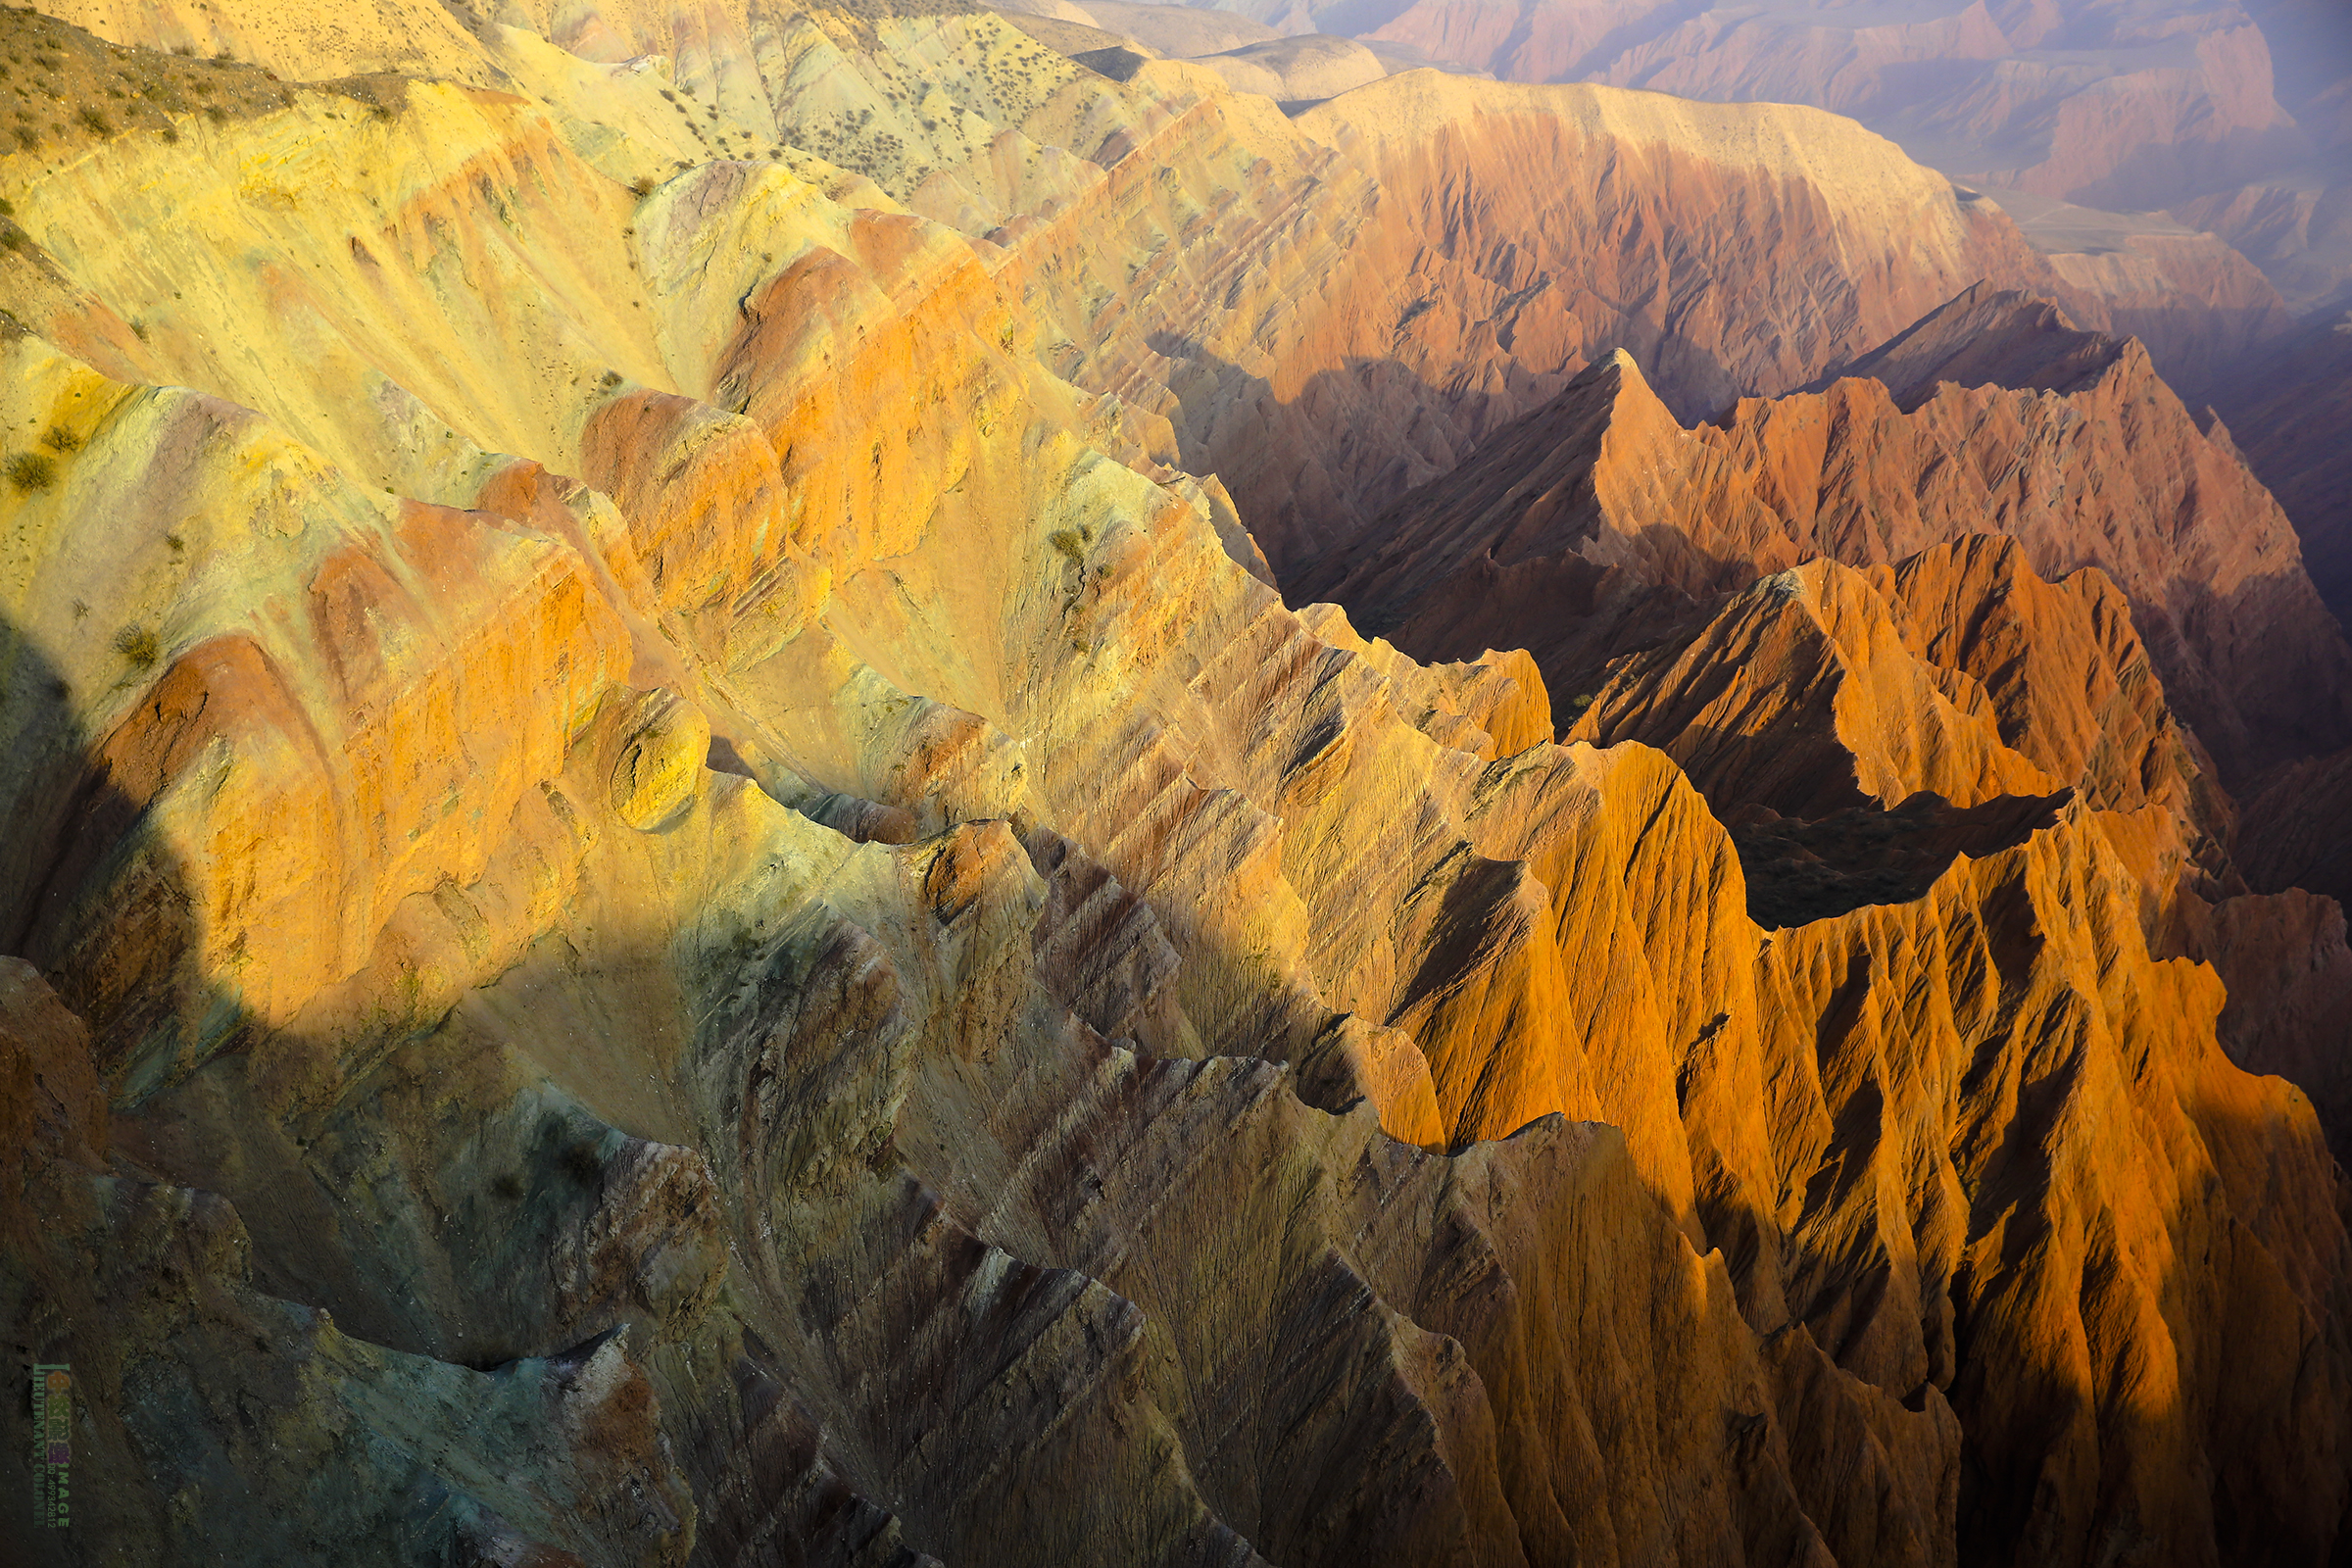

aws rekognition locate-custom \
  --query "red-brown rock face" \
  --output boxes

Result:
[1285,0,2351,313]
[1313,285,2352,782]
[1364,0,2304,209]
[1043,72,2067,571]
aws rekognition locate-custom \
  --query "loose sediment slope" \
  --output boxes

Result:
[0,4,2346,1567]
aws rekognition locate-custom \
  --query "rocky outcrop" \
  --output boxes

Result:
[1566,559,2060,819]
[1314,286,2352,782]
[2181,888,2352,1160]
[1161,74,2061,566]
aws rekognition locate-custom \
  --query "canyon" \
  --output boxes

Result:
[0,1,2346,1566]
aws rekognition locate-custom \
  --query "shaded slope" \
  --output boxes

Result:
[1315,286,2352,781]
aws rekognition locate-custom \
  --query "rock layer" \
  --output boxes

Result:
[1313,286,2352,783]
[0,5,2345,1568]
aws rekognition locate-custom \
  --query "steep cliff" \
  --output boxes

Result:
[1311,286,2352,782]
[2206,300,2352,625]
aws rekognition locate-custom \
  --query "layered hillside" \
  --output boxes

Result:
[1308,285,2352,779]
[1152,0,2352,318]
[0,4,2348,1568]
[32,0,2278,553]
[1302,271,2352,1169]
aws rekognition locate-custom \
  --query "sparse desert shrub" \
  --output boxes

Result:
[113,623,159,668]
[74,106,110,135]
[5,451,53,491]
[629,173,656,196]
[38,424,78,452]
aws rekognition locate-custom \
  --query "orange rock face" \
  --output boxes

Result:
[1316,286,2352,783]
[1055,74,2067,570]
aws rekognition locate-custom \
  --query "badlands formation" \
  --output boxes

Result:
[1190,0,2352,318]
[0,1,2347,1566]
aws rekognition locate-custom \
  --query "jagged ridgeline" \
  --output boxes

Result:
[0,1,2347,1565]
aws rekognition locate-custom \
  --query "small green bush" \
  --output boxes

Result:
[6,451,54,491]
[38,424,78,452]
[74,106,111,135]
[114,623,159,668]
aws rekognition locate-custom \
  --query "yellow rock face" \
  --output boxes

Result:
[604,687,710,830]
